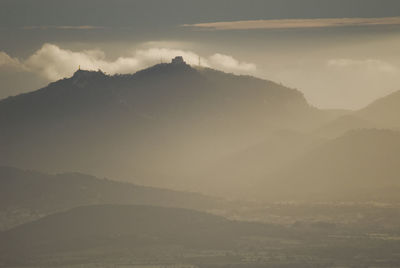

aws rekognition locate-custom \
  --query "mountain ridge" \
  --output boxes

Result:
[0,204,285,266]
[0,58,325,190]
[260,128,400,201]
[0,166,223,231]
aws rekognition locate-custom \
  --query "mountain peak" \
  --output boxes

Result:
[72,69,107,79]
[171,56,187,65]
[67,69,109,88]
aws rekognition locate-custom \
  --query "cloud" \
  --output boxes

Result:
[8,43,257,81]
[327,59,398,74]
[24,44,141,80]
[0,52,26,71]
[208,54,256,72]
[184,17,400,30]
[135,48,256,72]
[21,25,107,30]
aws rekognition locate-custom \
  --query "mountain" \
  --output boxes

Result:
[357,89,400,129]
[0,166,222,231]
[261,129,400,201]
[191,129,324,198]
[0,57,326,191]
[313,114,375,138]
[308,89,400,139]
[0,204,284,265]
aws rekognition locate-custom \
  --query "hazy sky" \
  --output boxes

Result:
[1,0,400,109]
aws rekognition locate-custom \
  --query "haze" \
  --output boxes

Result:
[2,1,400,267]
[1,0,400,109]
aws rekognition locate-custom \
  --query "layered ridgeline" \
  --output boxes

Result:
[2,204,400,267]
[260,129,400,202]
[0,204,287,266]
[314,89,400,139]
[193,130,325,197]
[198,87,400,200]
[253,89,400,202]
[199,128,400,201]
[357,89,400,129]
[2,56,399,202]
[0,57,325,191]
[0,166,223,231]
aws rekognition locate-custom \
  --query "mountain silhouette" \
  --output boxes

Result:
[261,129,400,201]
[313,89,400,137]
[0,166,224,231]
[313,114,375,138]
[0,57,325,190]
[191,129,324,197]
[358,89,400,129]
[0,204,285,265]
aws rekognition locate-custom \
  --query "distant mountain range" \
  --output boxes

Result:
[358,89,400,129]
[313,91,400,138]
[192,129,324,197]
[1,57,400,202]
[260,129,400,201]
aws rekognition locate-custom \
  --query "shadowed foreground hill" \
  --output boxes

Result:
[262,129,400,201]
[2,204,400,268]
[0,204,284,264]
[0,58,325,190]
[0,167,222,230]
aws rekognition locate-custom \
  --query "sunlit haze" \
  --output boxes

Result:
[1,1,400,267]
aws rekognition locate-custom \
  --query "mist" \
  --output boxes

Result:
[2,0,400,267]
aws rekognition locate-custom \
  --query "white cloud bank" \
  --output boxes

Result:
[1,44,257,81]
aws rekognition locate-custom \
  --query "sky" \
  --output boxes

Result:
[1,0,400,109]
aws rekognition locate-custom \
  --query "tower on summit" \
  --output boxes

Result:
[171,56,185,65]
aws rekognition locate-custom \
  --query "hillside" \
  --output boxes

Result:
[0,58,326,190]
[358,89,400,129]
[0,167,222,230]
[0,204,283,265]
[309,89,400,138]
[192,130,324,198]
[313,114,375,138]
[261,129,400,201]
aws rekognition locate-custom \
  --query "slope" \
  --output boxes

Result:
[261,129,400,201]
[0,166,222,230]
[0,58,326,190]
